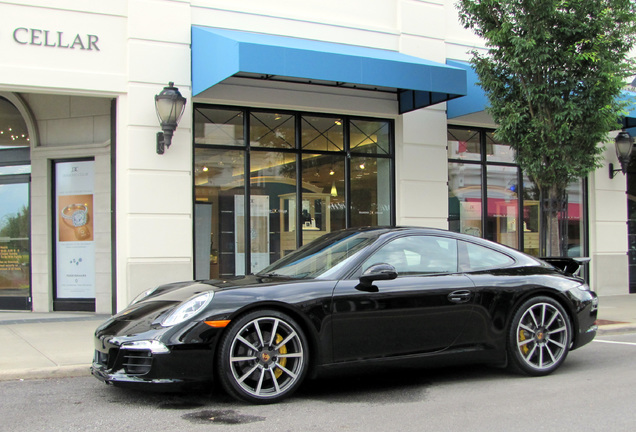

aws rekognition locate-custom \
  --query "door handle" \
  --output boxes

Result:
[448,290,472,303]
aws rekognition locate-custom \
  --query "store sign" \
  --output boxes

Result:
[12,27,100,51]
[55,160,95,299]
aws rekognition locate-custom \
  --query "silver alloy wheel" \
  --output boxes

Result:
[228,316,305,399]
[515,302,569,371]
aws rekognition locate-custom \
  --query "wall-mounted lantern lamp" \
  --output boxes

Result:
[155,82,186,155]
[609,130,634,179]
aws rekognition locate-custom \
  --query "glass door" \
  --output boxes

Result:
[0,95,32,310]
[0,178,31,310]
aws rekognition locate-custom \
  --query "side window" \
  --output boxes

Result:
[361,236,458,275]
[460,241,514,271]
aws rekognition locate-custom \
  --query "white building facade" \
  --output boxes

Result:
[0,0,630,314]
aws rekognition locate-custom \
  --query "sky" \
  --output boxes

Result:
[0,183,28,230]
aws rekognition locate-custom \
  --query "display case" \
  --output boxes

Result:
[279,193,331,254]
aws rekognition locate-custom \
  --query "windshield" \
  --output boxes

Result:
[257,230,378,279]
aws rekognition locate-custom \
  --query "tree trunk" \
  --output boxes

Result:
[541,184,568,257]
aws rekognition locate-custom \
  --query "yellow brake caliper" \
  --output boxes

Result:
[519,329,529,355]
[274,334,287,379]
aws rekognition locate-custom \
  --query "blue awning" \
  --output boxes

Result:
[191,27,467,114]
[446,60,488,119]
[447,60,636,135]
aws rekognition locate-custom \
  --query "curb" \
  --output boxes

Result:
[596,324,636,336]
[0,364,91,382]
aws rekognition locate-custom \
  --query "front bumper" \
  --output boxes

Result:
[91,343,215,388]
[91,316,225,388]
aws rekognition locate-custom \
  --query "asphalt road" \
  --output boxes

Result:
[2,333,636,432]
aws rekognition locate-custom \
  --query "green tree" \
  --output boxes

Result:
[457,0,636,255]
[0,205,29,240]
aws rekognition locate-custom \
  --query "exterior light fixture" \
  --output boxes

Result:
[155,82,186,155]
[609,130,634,179]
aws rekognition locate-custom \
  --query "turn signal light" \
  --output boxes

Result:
[205,320,231,328]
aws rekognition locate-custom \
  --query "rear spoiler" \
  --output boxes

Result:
[541,257,590,276]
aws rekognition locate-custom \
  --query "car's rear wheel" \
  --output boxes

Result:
[507,296,571,376]
[216,310,308,403]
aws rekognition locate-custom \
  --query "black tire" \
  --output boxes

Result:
[507,296,571,376]
[216,310,309,404]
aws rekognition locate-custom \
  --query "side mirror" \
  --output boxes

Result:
[356,263,397,292]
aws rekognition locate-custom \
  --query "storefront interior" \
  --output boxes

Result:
[193,105,394,279]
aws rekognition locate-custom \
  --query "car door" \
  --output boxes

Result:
[331,235,476,362]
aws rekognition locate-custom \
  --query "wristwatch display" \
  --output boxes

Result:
[61,203,91,240]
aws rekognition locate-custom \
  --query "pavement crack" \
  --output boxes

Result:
[6,325,58,366]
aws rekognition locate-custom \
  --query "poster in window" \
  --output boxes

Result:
[55,160,95,299]
[235,195,270,275]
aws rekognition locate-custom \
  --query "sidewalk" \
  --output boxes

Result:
[0,312,109,381]
[1,295,636,382]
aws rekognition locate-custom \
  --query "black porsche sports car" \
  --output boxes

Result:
[91,227,598,403]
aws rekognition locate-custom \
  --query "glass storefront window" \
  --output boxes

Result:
[350,157,391,227]
[563,180,584,257]
[0,97,30,149]
[0,183,30,300]
[486,131,516,163]
[194,148,245,278]
[448,126,587,259]
[485,165,519,249]
[248,151,296,271]
[194,107,244,146]
[300,154,346,249]
[448,162,483,237]
[0,165,30,176]
[194,106,395,277]
[447,128,480,161]
[521,174,541,256]
[350,119,390,155]
[301,115,344,152]
[0,96,31,310]
[250,112,295,149]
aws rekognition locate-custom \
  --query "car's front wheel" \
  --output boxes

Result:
[507,296,572,376]
[216,310,309,403]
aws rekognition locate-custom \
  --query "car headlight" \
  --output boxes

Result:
[161,292,214,327]
[130,286,159,306]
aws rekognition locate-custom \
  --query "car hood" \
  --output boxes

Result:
[109,275,304,322]
[139,275,300,303]
[95,275,312,340]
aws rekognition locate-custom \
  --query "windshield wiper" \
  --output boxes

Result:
[256,272,296,279]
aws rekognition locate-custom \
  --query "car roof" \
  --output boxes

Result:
[337,226,544,266]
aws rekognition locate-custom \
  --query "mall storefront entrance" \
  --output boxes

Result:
[0,96,31,310]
